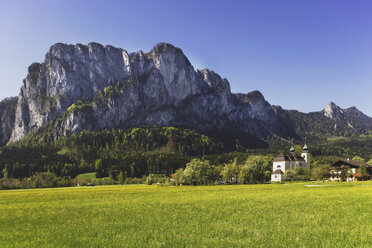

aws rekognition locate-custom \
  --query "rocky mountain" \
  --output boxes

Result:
[322,102,372,134]
[9,42,277,143]
[323,102,345,119]
[0,97,17,145]
[0,42,371,146]
[274,102,372,143]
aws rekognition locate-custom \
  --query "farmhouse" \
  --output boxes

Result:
[271,144,310,182]
[330,159,372,182]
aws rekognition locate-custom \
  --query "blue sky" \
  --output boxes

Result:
[1,0,371,116]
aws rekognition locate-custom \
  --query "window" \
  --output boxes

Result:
[275,176,277,178]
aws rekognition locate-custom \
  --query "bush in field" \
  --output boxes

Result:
[312,165,332,181]
[281,167,311,182]
[124,177,143,184]
[0,179,21,189]
[238,163,254,183]
[174,155,273,186]
[284,170,296,182]
[146,174,154,185]
[146,174,167,184]
[238,155,272,184]
[294,167,311,181]
[173,168,186,185]
[183,158,216,185]
[95,178,118,185]
[0,173,75,189]
[358,164,368,181]
[20,178,32,189]
[56,177,74,187]
[221,159,240,184]
[31,172,59,188]
[245,155,272,183]
[76,179,92,186]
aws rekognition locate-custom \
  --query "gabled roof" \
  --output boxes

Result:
[273,152,305,162]
[272,169,284,175]
[332,159,372,169]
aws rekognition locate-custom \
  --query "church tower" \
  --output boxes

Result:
[301,143,310,167]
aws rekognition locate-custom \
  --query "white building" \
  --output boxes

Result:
[271,144,310,181]
[330,159,372,182]
[271,169,284,182]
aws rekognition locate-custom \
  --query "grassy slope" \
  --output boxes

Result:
[327,134,372,142]
[75,172,97,180]
[0,183,371,247]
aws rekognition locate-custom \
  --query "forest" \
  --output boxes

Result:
[0,126,371,188]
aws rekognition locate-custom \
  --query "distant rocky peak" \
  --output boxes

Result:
[197,69,231,93]
[324,102,344,118]
[346,106,358,111]
[232,90,275,122]
[234,90,265,104]
[246,90,265,102]
[148,42,178,54]
[344,106,362,115]
[146,43,192,66]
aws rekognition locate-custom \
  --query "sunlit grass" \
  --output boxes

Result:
[75,172,97,180]
[328,134,372,142]
[0,183,371,247]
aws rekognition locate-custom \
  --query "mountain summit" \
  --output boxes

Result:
[8,42,276,143]
[323,102,344,119]
[0,42,371,146]
[321,102,372,131]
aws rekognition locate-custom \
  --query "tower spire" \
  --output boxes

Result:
[290,139,295,152]
[303,137,308,151]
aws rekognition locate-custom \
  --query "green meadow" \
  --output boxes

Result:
[1,183,372,247]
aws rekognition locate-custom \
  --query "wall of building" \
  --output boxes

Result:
[273,161,286,173]
[271,174,282,182]
[301,151,310,166]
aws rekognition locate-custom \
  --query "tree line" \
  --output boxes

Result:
[173,156,273,185]
[0,125,371,187]
[0,126,256,180]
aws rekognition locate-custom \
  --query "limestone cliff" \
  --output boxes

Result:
[10,42,276,142]
[0,97,17,145]
[7,42,372,145]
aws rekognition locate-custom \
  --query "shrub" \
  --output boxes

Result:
[124,177,144,184]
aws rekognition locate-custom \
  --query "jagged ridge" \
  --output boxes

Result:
[0,42,371,147]
[9,42,276,143]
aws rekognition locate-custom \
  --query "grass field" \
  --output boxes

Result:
[75,172,97,180]
[1,183,372,247]
[327,134,372,142]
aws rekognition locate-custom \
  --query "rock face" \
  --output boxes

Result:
[323,102,372,132]
[323,102,345,119]
[6,42,372,145]
[10,42,276,142]
[0,97,17,145]
[275,102,372,142]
